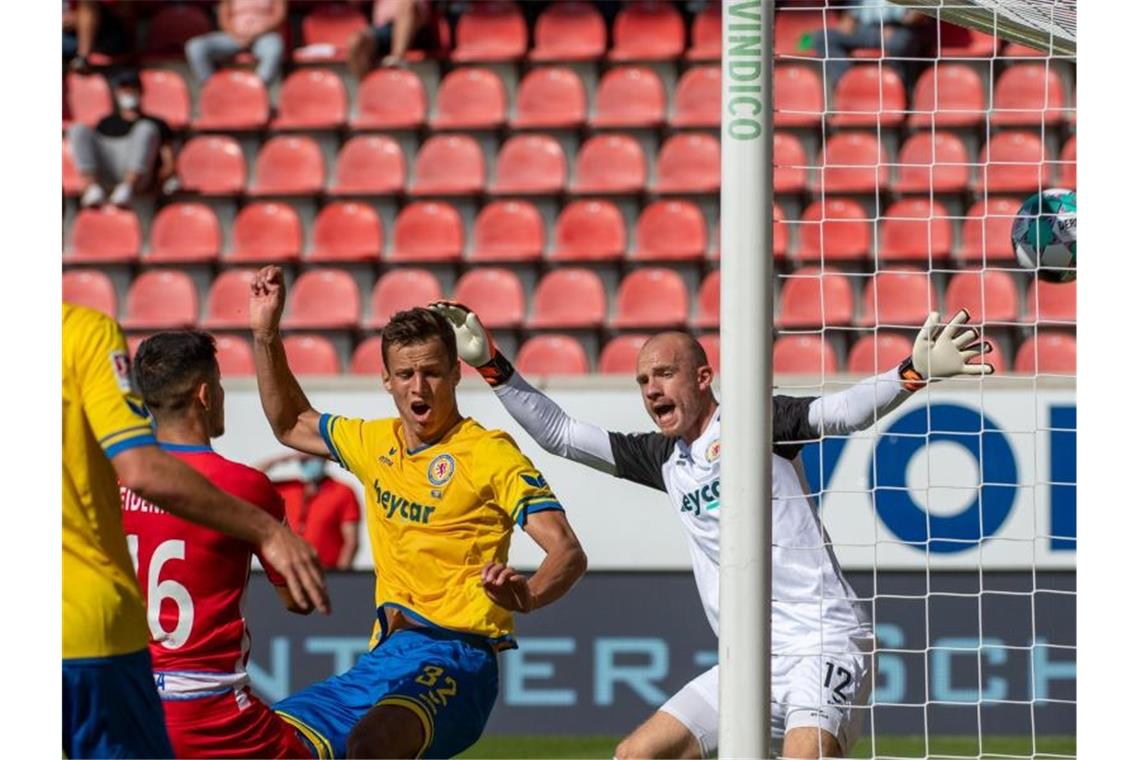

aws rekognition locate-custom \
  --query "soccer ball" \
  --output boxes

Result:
[1011,188,1076,283]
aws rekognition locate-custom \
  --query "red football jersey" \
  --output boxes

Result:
[121,443,286,695]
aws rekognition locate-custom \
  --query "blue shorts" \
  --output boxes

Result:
[62,648,174,759]
[274,627,498,759]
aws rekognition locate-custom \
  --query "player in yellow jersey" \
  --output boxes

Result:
[62,304,330,758]
[248,266,588,759]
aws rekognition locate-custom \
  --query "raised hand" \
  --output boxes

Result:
[909,309,995,382]
[480,562,534,613]
[250,265,287,340]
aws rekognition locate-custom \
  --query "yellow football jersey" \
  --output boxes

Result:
[318,414,563,650]
[62,304,156,660]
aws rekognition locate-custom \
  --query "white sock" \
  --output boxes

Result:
[109,181,133,207]
[80,184,105,208]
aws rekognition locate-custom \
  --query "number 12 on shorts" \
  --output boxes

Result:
[823,661,854,705]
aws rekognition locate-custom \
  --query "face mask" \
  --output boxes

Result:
[299,459,325,483]
[116,93,140,111]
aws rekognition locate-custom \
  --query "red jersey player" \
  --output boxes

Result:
[121,331,312,758]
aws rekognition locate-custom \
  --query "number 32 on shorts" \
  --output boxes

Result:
[413,665,458,715]
[823,661,854,705]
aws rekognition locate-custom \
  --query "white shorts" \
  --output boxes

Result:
[658,640,873,758]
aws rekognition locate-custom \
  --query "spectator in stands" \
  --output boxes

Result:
[69,70,175,208]
[810,0,927,87]
[184,0,286,85]
[347,0,435,80]
[63,1,134,73]
[261,453,361,571]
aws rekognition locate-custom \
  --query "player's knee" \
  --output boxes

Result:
[614,733,660,760]
[346,706,425,759]
[780,727,842,759]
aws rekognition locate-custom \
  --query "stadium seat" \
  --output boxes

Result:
[330,135,406,195]
[272,69,348,129]
[773,204,788,259]
[773,7,832,57]
[63,139,81,196]
[991,64,1066,126]
[143,3,213,59]
[943,269,1020,323]
[389,201,464,262]
[203,269,257,329]
[1026,279,1076,323]
[695,270,720,329]
[63,269,117,317]
[937,27,996,58]
[671,66,720,128]
[631,200,707,261]
[893,132,971,194]
[249,136,325,196]
[957,197,1021,262]
[609,1,685,61]
[226,202,302,263]
[530,1,606,61]
[193,71,269,130]
[515,336,590,376]
[611,268,689,328]
[350,336,384,375]
[176,135,246,195]
[512,67,587,128]
[451,268,525,329]
[469,201,544,262]
[1003,41,1049,57]
[908,63,986,127]
[979,132,1048,194]
[797,199,871,264]
[529,268,607,328]
[774,132,807,194]
[452,1,528,62]
[1014,332,1076,375]
[309,201,383,262]
[432,68,507,130]
[1058,135,1076,188]
[122,270,199,330]
[295,4,368,62]
[591,66,666,128]
[140,69,189,129]
[773,335,838,375]
[148,202,221,263]
[818,132,888,194]
[66,207,140,263]
[410,135,485,196]
[655,133,720,194]
[698,334,720,373]
[877,198,953,262]
[571,135,646,194]
[687,3,721,61]
[550,200,626,261]
[282,269,361,330]
[847,332,913,374]
[777,268,855,328]
[367,269,444,327]
[830,65,907,127]
[599,334,650,374]
[351,69,427,129]
[282,335,341,376]
[67,72,111,126]
[773,65,824,128]
[214,335,255,377]
[860,269,938,326]
[490,134,567,195]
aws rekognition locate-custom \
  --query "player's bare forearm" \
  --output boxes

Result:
[522,511,588,611]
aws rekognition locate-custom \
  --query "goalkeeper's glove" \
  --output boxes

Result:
[898,309,994,392]
[429,301,516,387]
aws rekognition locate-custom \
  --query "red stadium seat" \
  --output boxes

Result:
[937,27,996,58]
[213,335,255,377]
[296,4,368,62]
[860,269,938,326]
[512,67,587,128]
[452,268,525,329]
[432,68,507,130]
[774,132,807,193]
[350,336,384,375]
[529,268,607,329]
[957,197,1020,262]
[774,65,824,128]
[283,335,341,376]
[249,136,325,196]
[979,132,1048,194]
[631,200,707,261]
[599,334,650,374]
[774,7,832,57]
[469,201,544,262]
[847,333,913,374]
[777,268,854,328]
[773,204,788,259]
[609,1,685,62]
[773,335,838,375]
[530,1,606,61]
[203,269,258,329]
[943,269,1019,323]
[227,202,302,263]
[452,1,527,62]
[176,135,246,195]
[1058,135,1076,188]
[67,73,111,126]
[830,65,907,127]
[591,66,666,128]
[656,133,720,194]
[410,135,485,196]
[330,135,406,195]
[878,198,953,262]
[67,207,140,263]
[672,66,720,128]
[389,201,464,262]
[490,134,567,195]
[122,270,198,330]
[367,269,444,327]
[611,268,688,328]
[63,269,117,317]
[1014,332,1076,375]
[550,200,627,261]
[797,199,871,264]
[351,69,427,129]
[687,3,721,61]
[140,69,189,129]
[148,202,220,263]
[309,201,383,262]
[272,69,348,129]
[572,135,646,194]
[818,132,888,194]
[698,334,720,372]
[909,63,986,127]
[193,71,269,130]
[63,139,81,196]
[893,132,971,194]
[1003,41,1049,57]
[991,64,1066,126]
[695,270,719,329]
[282,269,361,329]
[1025,279,1076,324]
[516,336,590,376]
[143,4,213,59]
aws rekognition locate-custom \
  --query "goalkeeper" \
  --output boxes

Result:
[433,303,991,760]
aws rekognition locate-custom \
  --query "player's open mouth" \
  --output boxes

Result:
[411,400,431,419]
[652,401,677,425]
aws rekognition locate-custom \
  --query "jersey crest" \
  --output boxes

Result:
[427,453,456,486]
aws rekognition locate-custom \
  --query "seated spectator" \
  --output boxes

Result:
[184,0,286,85]
[68,70,175,208]
[348,0,436,80]
[811,0,927,87]
[261,453,361,571]
[63,0,134,73]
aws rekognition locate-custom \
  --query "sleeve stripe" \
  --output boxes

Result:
[516,501,564,526]
[318,414,343,466]
[516,492,556,508]
[98,424,155,446]
[103,433,157,459]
